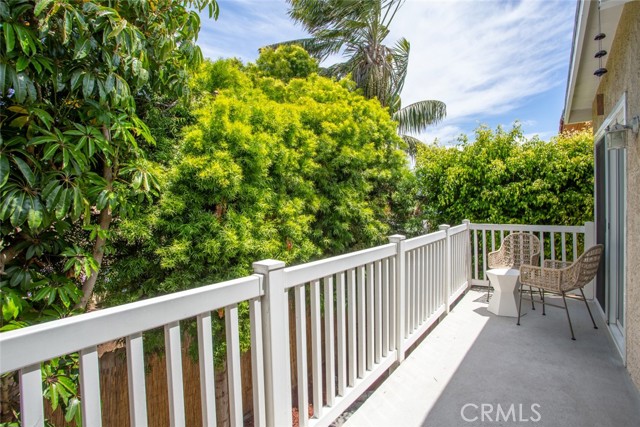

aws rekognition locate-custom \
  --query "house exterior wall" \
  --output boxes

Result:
[592,1,640,391]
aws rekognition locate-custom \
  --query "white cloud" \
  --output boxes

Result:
[387,0,574,141]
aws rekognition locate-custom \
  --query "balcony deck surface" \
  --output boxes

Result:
[340,289,640,427]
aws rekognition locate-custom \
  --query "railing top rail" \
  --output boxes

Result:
[404,230,446,251]
[469,223,586,233]
[283,243,396,288]
[449,223,468,235]
[0,275,261,374]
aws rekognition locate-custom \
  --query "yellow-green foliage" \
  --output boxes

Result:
[414,125,594,230]
[104,48,408,304]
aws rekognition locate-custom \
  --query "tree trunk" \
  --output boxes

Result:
[77,126,114,311]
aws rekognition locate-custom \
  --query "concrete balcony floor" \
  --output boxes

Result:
[340,289,640,427]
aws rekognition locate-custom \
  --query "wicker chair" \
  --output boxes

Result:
[517,244,603,340]
[487,232,541,307]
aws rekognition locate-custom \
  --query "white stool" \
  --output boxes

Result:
[486,268,521,317]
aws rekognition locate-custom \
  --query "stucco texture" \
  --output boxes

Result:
[592,1,640,391]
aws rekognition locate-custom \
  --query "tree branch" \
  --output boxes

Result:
[77,125,114,311]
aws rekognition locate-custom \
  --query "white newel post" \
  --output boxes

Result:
[253,260,292,427]
[389,235,406,363]
[584,221,596,300]
[439,225,452,313]
[463,220,472,291]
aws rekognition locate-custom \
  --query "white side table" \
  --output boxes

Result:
[486,268,521,317]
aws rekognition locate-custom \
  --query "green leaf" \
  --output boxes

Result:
[42,143,60,161]
[49,383,60,410]
[0,63,6,94]
[82,73,95,98]
[45,184,62,210]
[27,196,44,229]
[15,56,29,73]
[14,25,35,56]
[13,156,36,186]
[58,286,70,307]
[74,38,91,60]
[4,23,15,53]
[65,397,81,423]
[10,191,26,226]
[0,189,17,219]
[71,186,82,219]
[55,188,71,219]
[34,0,54,16]
[0,154,9,187]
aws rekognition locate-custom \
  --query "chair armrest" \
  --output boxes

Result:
[488,249,509,268]
[519,264,563,292]
[543,260,573,269]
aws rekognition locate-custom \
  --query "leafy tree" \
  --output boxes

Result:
[279,0,446,156]
[1,0,217,422]
[413,125,594,230]
[101,46,410,303]
[1,0,218,325]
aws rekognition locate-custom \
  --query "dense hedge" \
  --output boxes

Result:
[413,125,594,231]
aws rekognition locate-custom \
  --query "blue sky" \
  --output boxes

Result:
[197,0,576,144]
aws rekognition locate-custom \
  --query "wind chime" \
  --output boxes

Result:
[594,1,608,77]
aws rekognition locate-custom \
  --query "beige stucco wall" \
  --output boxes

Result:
[592,1,640,391]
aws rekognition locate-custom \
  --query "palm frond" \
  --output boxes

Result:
[391,37,410,100]
[393,100,447,134]
[400,134,424,159]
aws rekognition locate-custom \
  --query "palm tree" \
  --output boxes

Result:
[276,0,446,157]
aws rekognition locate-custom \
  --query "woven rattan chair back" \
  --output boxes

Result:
[489,232,541,269]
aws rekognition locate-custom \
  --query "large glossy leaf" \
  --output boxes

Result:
[0,154,9,187]
[34,0,54,16]
[55,187,71,220]
[27,196,44,229]
[4,23,15,52]
[10,191,27,226]
[13,156,36,186]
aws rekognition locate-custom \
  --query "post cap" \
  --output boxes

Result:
[388,234,406,243]
[253,259,286,274]
[438,224,451,231]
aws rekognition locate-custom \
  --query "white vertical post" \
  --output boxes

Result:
[226,305,243,426]
[249,298,266,427]
[126,332,148,427]
[253,259,292,427]
[310,280,323,418]
[439,225,452,313]
[347,269,357,386]
[20,363,44,427]
[336,272,347,396]
[294,285,309,427]
[389,234,406,363]
[79,346,102,427]
[584,221,596,300]
[165,321,185,427]
[463,220,472,291]
[197,312,217,427]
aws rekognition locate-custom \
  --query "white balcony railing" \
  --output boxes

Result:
[0,221,594,427]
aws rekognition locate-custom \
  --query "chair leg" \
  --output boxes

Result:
[541,289,546,316]
[579,288,598,329]
[529,285,536,310]
[562,292,576,340]
[517,283,524,326]
[487,282,491,303]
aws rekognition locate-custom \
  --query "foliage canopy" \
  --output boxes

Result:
[102,46,410,306]
[413,125,594,230]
